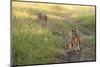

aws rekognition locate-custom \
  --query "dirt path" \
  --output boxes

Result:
[56,42,95,63]
[65,50,80,62]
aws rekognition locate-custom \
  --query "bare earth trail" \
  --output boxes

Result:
[56,42,93,63]
[63,43,93,63]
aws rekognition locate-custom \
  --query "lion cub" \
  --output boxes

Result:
[67,28,80,52]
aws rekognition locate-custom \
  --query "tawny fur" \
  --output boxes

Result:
[36,12,47,27]
[68,28,80,52]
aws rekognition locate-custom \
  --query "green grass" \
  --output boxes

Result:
[76,15,96,29]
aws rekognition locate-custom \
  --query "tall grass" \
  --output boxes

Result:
[12,11,65,65]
